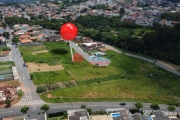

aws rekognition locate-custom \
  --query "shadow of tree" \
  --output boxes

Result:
[4,105,11,108]
[51,48,68,55]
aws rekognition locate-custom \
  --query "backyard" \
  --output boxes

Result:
[19,42,180,104]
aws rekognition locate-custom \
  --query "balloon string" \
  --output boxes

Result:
[69,41,74,62]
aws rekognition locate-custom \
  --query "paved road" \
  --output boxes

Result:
[105,44,180,76]
[5,26,42,103]
[0,102,180,117]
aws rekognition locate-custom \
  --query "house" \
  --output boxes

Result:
[74,36,93,43]
[46,36,60,41]
[154,112,170,120]
[18,34,32,44]
[82,42,104,51]
[24,113,47,120]
[0,85,18,105]
[106,108,130,120]
[13,30,25,36]
[0,28,4,35]
[67,109,90,120]
[0,37,6,45]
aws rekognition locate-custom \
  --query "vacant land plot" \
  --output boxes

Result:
[27,62,64,73]
[32,70,73,85]
[32,50,49,55]
[19,42,180,104]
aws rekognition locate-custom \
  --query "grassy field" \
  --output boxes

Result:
[0,61,14,66]
[0,66,11,72]
[32,70,73,85]
[19,42,180,104]
[134,29,154,36]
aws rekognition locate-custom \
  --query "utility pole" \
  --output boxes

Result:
[133,97,135,109]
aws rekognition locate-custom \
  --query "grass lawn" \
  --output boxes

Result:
[0,61,14,66]
[19,42,180,103]
[0,66,11,72]
[32,70,73,85]
[134,28,154,36]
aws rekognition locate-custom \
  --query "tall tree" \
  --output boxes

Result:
[150,103,160,113]
[167,105,176,116]
[135,102,143,110]
[40,104,50,112]
[20,106,29,114]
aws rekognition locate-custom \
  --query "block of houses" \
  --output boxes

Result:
[67,109,90,120]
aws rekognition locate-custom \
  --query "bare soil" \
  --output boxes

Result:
[99,47,109,52]
[46,94,53,98]
[27,62,64,73]
[57,82,66,88]
[157,60,175,70]
[32,50,49,55]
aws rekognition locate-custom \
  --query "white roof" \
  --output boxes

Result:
[83,43,95,47]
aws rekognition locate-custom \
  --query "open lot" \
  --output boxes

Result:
[27,62,64,73]
[19,42,180,104]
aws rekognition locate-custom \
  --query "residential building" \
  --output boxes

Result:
[67,109,90,120]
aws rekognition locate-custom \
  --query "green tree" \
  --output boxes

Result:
[3,32,10,39]
[40,104,50,112]
[167,105,176,115]
[5,99,11,106]
[135,102,143,110]
[150,103,160,113]
[81,105,86,109]
[12,36,19,43]
[87,108,92,115]
[20,106,29,114]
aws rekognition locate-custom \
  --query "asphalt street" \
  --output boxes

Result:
[0,102,180,117]
[5,26,41,100]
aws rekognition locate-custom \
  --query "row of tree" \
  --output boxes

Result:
[135,102,176,115]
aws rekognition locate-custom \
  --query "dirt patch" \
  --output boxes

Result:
[46,94,53,98]
[0,80,20,87]
[157,60,175,70]
[71,80,78,86]
[27,62,64,73]
[32,50,49,55]
[99,47,109,52]
[57,82,66,88]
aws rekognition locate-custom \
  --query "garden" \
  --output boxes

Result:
[19,42,180,104]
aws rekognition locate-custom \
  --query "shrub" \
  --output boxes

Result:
[129,109,139,114]
[81,105,86,109]
[36,85,47,93]
[18,90,23,97]
[2,47,10,51]
[177,114,180,118]
[87,108,92,115]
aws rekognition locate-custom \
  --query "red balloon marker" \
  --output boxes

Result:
[60,23,78,40]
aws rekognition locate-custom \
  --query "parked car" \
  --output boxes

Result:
[119,102,126,105]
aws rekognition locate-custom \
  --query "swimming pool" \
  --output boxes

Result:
[111,113,121,118]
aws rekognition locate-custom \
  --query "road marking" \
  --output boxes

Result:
[0,111,13,114]
[13,100,47,106]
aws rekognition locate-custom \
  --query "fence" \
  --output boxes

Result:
[70,42,110,66]
[19,42,44,46]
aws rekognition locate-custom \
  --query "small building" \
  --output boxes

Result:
[18,34,32,44]
[154,112,170,120]
[82,42,104,51]
[67,109,90,120]
[24,112,47,120]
